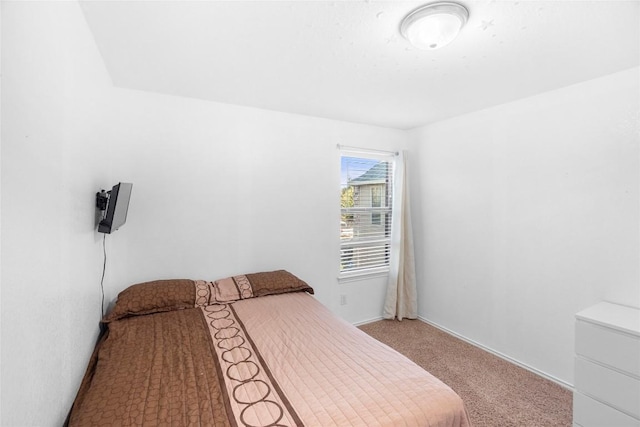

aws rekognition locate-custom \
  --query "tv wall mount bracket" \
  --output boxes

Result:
[96,190,110,211]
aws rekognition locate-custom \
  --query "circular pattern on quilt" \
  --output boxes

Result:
[233,380,270,404]
[202,303,286,426]
[194,280,212,307]
[240,400,283,427]
[233,275,254,299]
[222,347,252,364]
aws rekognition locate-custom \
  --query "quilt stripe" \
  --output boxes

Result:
[200,304,303,427]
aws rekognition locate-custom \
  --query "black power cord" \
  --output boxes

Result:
[100,233,107,319]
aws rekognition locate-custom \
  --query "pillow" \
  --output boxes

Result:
[104,270,314,322]
[196,270,314,306]
[103,279,195,323]
[246,270,314,297]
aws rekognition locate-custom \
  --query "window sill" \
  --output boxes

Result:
[338,267,390,283]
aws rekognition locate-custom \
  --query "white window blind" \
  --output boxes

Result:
[340,154,394,277]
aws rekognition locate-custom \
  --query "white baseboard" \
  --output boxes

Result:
[417,316,574,391]
[353,316,383,327]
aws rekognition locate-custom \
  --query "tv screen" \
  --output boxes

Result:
[98,182,133,234]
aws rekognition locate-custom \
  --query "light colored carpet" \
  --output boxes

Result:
[359,319,572,427]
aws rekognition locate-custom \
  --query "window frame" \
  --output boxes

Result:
[339,151,395,281]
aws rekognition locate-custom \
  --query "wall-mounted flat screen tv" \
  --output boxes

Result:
[98,182,133,234]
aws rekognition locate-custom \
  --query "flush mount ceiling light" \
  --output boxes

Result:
[400,2,469,50]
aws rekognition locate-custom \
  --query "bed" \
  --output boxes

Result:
[67,270,471,426]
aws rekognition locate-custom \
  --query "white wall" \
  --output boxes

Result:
[2,2,113,425]
[1,2,407,425]
[0,3,4,422]
[100,87,407,321]
[409,67,640,386]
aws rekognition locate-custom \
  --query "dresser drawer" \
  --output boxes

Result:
[574,392,640,427]
[576,320,640,377]
[575,357,640,419]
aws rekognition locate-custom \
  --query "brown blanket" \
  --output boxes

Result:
[70,308,233,425]
[68,273,471,426]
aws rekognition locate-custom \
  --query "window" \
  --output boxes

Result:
[340,154,394,277]
[370,186,382,225]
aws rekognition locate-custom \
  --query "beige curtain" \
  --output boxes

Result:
[383,150,417,320]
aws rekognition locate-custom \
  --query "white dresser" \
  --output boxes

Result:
[574,301,640,427]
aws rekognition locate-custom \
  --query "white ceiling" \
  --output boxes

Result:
[80,0,640,130]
